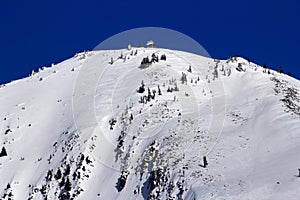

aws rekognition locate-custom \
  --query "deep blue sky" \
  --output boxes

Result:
[0,0,299,84]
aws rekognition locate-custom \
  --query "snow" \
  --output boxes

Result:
[0,47,300,199]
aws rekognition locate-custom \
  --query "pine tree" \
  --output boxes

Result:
[147,88,152,101]
[213,68,218,79]
[188,65,192,73]
[278,66,283,74]
[174,83,179,91]
[72,171,77,181]
[130,113,133,121]
[263,64,267,69]
[0,147,8,157]
[263,64,267,73]
[137,81,145,93]
[59,177,65,188]
[46,170,53,181]
[65,164,71,176]
[55,168,62,180]
[227,68,231,76]
[64,177,72,191]
[158,85,162,95]
[203,156,208,168]
[109,57,114,65]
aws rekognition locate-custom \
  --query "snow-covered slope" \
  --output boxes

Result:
[0,48,299,200]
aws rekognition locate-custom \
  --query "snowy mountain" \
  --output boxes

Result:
[0,47,300,200]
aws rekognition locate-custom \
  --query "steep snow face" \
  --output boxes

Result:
[0,48,300,200]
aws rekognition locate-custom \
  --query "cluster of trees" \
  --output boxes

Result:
[140,57,151,68]
[278,66,291,76]
[151,53,159,63]
[140,53,167,68]
[117,131,126,149]
[109,118,117,130]
[212,67,219,80]
[137,81,146,93]
[137,81,161,104]
[130,49,138,56]
[1,183,13,199]
[236,63,245,72]
[272,77,299,115]
[4,128,11,135]
[167,83,179,93]
[116,170,129,192]
[28,152,88,199]
[261,64,291,76]
[139,88,157,103]
[226,56,291,77]
[180,72,187,84]
[262,64,271,74]
[109,50,138,65]
[160,54,166,60]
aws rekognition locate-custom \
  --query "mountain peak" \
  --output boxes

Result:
[0,48,299,199]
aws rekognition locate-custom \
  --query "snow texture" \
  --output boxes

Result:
[0,48,300,200]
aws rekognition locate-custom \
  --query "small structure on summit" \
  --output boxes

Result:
[127,44,132,50]
[146,40,156,48]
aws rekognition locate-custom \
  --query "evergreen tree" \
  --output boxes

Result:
[203,156,208,168]
[72,172,77,181]
[158,85,162,95]
[59,177,65,188]
[263,64,267,73]
[278,66,283,74]
[65,164,71,176]
[0,147,8,157]
[137,81,145,93]
[188,65,192,73]
[65,177,72,191]
[46,170,52,181]
[130,113,133,121]
[174,83,179,91]
[55,168,62,180]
